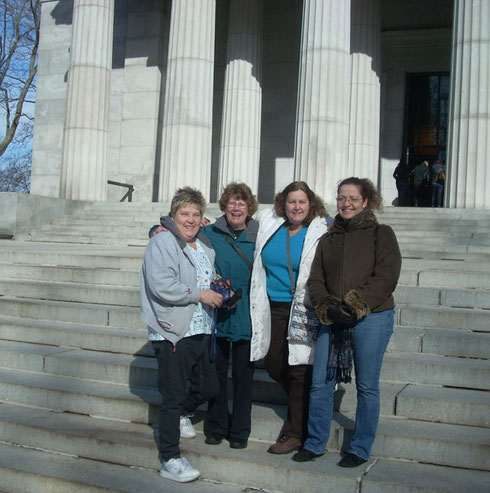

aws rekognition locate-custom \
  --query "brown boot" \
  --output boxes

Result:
[267,435,302,454]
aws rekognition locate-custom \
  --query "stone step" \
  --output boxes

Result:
[381,352,490,390]
[0,339,487,414]
[37,221,490,243]
[3,278,490,310]
[2,313,488,361]
[0,402,488,477]
[394,285,490,309]
[0,278,141,307]
[4,255,490,291]
[0,261,140,286]
[0,443,242,493]
[0,403,359,493]
[399,304,490,332]
[0,247,144,270]
[0,363,487,429]
[4,443,485,493]
[389,326,490,359]
[0,316,152,356]
[0,297,142,329]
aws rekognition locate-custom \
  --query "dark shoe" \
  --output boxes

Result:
[267,435,302,455]
[292,447,323,462]
[205,435,223,445]
[338,453,367,468]
[229,439,247,449]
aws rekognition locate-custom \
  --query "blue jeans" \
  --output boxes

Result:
[431,183,444,207]
[303,309,394,460]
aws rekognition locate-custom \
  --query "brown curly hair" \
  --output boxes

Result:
[337,177,383,212]
[274,181,326,225]
[219,182,258,217]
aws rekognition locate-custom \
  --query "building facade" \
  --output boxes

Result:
[31,0,489,208]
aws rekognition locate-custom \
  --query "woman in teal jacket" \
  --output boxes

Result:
[203,183,258,449]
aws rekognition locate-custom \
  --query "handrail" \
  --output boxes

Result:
[107,180,134,202]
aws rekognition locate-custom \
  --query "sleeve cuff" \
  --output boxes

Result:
[314,294,342,324]
[344,289,370,319]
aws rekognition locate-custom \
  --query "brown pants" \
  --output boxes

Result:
[266,301,312,441]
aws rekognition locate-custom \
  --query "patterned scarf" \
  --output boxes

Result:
[328,325,354,383]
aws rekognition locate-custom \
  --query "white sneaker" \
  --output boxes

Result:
[180,415,196,439]
[160,457,200,482]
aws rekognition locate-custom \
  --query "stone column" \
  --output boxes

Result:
[348,0,381,182]
[294,0,351,203]
[217,0,263,194]
[158,0,216,202]
[447,0,489,209]
[60,0,114,201]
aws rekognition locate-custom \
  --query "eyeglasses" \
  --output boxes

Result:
[336,196,363,204]
[228,201,247,209]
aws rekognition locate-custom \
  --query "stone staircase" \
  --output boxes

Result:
[0,201,489,492]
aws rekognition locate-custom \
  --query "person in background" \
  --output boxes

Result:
[249,181,331,455]
[293,177,401,468]
[140,187,222,483]
[393,159,410,206]
[430,159,445,207]
[204,183,258,450]
[410,160,430,206]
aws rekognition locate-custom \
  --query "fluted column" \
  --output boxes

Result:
[294,0,351,203]
[217,0,263,194]
[60,0,114,201]
[158,0,216,201]
[447,0,489,209]
[348,0,380,181]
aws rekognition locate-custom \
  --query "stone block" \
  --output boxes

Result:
[400,305,490,332]
[121,119,157,147]
[362,459,490,493]
[122,91,159,119]
[382,353,490,390]
[396,385,490,427]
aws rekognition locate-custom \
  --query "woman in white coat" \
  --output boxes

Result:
[249,181,331,454]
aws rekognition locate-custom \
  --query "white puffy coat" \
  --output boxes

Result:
[249,208,329,364]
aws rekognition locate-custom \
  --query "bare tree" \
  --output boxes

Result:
[0,146,30,191]
[0,0,40,157]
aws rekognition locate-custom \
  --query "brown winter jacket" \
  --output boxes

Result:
[307,209,401,324]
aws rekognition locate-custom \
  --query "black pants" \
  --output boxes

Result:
[206,337,255,441]
[266,301,312,441]
[153,334,219,461]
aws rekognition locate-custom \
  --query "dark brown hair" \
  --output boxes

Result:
[219,182,258,216]
[337,177,382,212]
[274,181,326,225]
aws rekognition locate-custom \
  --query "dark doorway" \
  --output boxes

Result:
[403,73,449,169]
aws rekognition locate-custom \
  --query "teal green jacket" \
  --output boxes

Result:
[203,216,258,341]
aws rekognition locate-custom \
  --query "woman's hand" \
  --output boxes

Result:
[200,289,223,308]
[327,303,357,327]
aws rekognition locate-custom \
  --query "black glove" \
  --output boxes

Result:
[327,303,357,327]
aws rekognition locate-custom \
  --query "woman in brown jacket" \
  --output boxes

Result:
[292,177,401,468]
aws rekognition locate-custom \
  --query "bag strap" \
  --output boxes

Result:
[286,228,296,295]
[224,234,253,270]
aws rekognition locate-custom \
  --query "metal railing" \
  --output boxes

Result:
[107,180,134,202]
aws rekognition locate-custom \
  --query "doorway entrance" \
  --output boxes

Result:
[403,73,449,168]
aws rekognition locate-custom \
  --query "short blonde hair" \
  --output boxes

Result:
[170,187,206,217]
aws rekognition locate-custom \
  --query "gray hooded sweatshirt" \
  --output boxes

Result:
[140,216,216,345]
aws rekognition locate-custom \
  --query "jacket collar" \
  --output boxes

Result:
[213,215,258,242]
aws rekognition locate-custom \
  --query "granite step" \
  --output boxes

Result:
[3,278,490,310]
[398,304,490,332]
[0,363,487,429]
[0,442,245,493]
[0,401,488,479]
